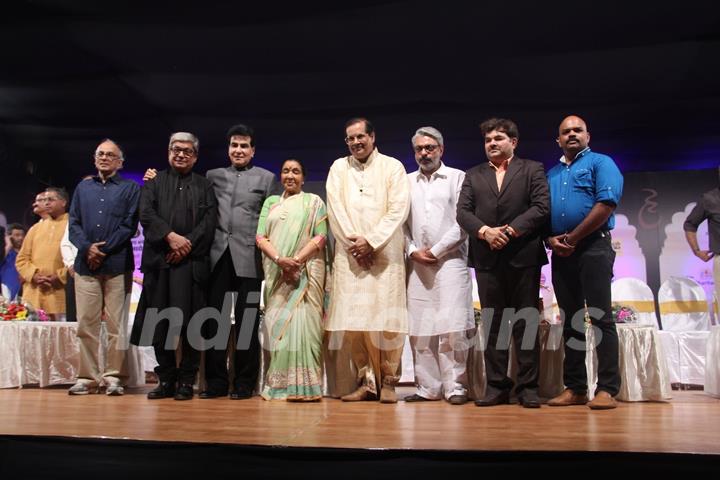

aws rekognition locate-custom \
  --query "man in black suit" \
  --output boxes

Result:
[457,118,549,408]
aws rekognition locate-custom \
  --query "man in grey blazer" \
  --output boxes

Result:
[202,124,279,400]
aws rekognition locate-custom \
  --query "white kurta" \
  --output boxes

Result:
[325,149,410,333]
[405,164,474,337]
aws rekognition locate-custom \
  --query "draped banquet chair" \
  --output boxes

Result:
[657,276,711,387]
[611,277,659,328]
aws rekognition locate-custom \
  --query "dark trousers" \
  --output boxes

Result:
[204,248,262,393]
[147,261,201,385]
[552,232,620,396]
[65,274,77,322]
[153,326,200,385]
[475,264,541,396]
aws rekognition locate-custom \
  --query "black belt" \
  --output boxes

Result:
[581,229,611,243]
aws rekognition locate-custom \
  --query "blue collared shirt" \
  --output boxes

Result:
[69,173,140,276]
[547,148,623,235]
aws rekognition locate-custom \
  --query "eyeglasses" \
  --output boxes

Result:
[414,144,440,153]
[169,146,196,156]
[344,133,369,144]
[95,151,120,160]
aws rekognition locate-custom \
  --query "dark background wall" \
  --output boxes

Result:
[1,1,719,224]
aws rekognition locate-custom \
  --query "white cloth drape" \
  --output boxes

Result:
[0,322,144,388]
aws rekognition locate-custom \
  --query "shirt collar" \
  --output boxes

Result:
[488,155,513,171]
[233,163,252,172]
[93,172,122,184]
[559,147,591,165]
[349,148,378,169]
[414,162,448,182]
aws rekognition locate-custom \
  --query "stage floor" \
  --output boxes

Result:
[1,386,718,455]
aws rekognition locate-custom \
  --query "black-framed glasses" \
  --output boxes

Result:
[169,146,196,156]
[94,151,120,160]
[345,133,369,144]
[414,144,440,153]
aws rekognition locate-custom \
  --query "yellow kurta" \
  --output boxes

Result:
[15,213,68,314]
[325,149,410,332]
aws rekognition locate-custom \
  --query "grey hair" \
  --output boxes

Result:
[169,132,199,153]
[412,126,444,147]
[97,138,125,161]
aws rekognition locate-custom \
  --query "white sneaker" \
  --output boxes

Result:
[68,380,98,395]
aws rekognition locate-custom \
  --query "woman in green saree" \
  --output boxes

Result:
[256,159,328,401]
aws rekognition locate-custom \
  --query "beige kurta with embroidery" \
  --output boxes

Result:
[15,213,68,314]
[325,149,410,333]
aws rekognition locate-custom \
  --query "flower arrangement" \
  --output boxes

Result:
[612,304,637,324]
[0,297,47,321]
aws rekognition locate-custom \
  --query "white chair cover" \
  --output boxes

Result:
[678,331,709,386]
[705,326,720,397]
[658,276,711,331]
[657,330,681,384]
[611,277,658,328]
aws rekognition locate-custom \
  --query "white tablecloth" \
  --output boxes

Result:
[0,322,144,388]
[587,324,672,401]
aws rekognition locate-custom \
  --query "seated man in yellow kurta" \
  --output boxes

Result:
[15,187,69,320]
[325,117,411,403]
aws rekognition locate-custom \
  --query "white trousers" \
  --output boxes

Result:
[410,330,470,400]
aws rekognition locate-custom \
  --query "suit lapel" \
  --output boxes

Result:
[498,157,521,197]
[479,163,499,196]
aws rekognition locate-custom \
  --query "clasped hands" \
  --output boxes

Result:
[165,232,192,264]
[481,225,516,251]
[347,235,374,269]
[277,256,302,283]
[410,248,437,265]
[547,234,575,257]
[32,272,62,290]
[87,241,107,271]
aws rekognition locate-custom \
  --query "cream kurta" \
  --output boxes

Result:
[15,213,68,314]
[326,149,410,332]
[405,164,474,336]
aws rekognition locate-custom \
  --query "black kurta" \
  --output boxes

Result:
[130,168,217,383]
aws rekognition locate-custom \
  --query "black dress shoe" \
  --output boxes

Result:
[518,390,541,408]
[474,390,510,407]
[174,384,194,401]
[229,388,253,400]
[199,388,228,399]
[147,382,176,400]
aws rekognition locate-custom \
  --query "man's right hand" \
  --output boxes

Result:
[166,232,192,257]
[482,225,510,250]
[694,250,714,262]
[143,168,158,182]
[547,235,575,257]
[410,248,438,265]
[87,242,107,270]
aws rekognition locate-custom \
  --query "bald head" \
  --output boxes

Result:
[557,115,590,160]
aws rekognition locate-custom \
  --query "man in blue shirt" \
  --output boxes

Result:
[1,223,26,299]
[545,115,623,410]
[68,139,140,396]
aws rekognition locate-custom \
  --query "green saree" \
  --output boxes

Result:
[256,192,328,401]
